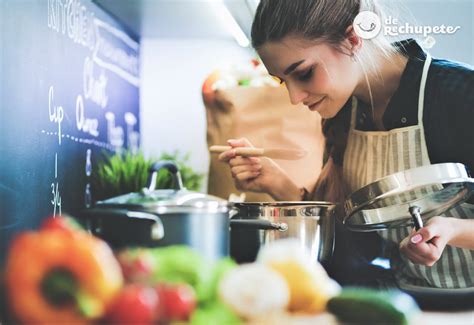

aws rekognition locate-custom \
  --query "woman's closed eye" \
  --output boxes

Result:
[270,65,315,85]
[296,67,314,82]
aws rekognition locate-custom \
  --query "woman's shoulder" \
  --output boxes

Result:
[422,58,473,171]
[428,58,474,102]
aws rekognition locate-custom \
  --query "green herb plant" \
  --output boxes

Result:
[93,150,204,200]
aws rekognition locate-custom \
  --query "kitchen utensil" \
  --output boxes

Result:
[209,145,307,160]
[343,163,474,232]
[409,206,423,231]
[229,201,336,266]
[80,161,232,261]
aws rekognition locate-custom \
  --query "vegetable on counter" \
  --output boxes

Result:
[117,248,156,284]
[104,284,160,324]
[156,282,196,322]
[117,246,236,305]
[115,246,240,324]
[257,238,340,314]
[189,300,241,325]
[218,264,290,320]
[5,216,123,324]
[3,217,423,325]
[216,239,341,322]
[327,288,420,325]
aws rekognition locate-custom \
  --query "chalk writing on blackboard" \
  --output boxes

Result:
[76,95,99,137]
[85,149,92,208]
[41,130,115,150]
[47,0,96,51]
[51,153,62,216]
[0,0,141,264]
[47,0,139,86]
[85,149,92,177]
[83,56,108,108]
[48,86,64,145]
[125,112,140,154]
[105,112,124,150]
[94,19,140,86]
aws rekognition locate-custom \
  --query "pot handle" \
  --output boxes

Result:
[80,208,164,241]
[229,207,239,219]
[146,161,184,191]
[230,219,288,232]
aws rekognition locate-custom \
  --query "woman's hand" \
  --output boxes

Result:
[217,138,302,201]
[399,216,455,266]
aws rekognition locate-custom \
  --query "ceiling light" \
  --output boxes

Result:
[213,1,250,47]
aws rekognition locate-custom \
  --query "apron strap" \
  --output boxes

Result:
[418,54,432,125]
[350,54,432,130]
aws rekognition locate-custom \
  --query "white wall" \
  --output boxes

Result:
[389,0,473,65]
[140,39,254,191]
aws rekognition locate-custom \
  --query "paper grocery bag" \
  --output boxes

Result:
[205,85,324,202]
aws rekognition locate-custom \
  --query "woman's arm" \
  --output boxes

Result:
[447,218,474,249]
[399,216,474,266]
[267,172,304,201]
[219,138,304,201]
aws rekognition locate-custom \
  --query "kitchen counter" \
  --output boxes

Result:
[273,310,474,324]
[419,310,473,324]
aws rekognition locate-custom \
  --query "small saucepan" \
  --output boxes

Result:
[229,201,336,267]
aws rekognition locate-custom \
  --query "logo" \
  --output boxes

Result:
[353,11,461,43]
[353,11,382,39]
[384,16,461,38]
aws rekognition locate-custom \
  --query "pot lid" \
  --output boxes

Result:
[97,189,229,212]
[96,161,229,213]
[343,163,474,232]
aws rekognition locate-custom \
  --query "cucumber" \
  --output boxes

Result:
[327,288,420,325]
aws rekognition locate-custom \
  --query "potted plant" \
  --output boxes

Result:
[93,150,204,201]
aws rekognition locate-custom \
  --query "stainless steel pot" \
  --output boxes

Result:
[229,202,336,266]
[79,161,232,261]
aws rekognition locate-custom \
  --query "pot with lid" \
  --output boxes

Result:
[80,161,232,261]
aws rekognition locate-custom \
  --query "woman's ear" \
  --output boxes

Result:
[345,25,363,55]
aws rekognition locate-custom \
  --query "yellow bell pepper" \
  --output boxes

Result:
[5,227,123,324]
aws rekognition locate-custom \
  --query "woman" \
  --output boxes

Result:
[219,0,474,288]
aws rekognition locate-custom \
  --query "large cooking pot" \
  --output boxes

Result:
[80,161,232,261]
[229,201,336,267]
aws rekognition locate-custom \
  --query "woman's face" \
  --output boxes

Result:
[258,36,360,119]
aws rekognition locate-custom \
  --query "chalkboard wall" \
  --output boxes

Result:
[0,0,140,263]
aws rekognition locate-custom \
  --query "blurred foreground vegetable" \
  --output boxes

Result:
[104,284,160,324]
[257,239,340,314]
[116,246,240,324]
[327,288,420,325]
[218,264,290,319]
[156,282,196,322]
[5,216,123,324]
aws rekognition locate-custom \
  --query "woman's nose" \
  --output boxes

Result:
[286,82,309,105]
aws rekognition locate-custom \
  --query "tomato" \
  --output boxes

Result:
[117,249,156,283]
[105,284,160,324]
[156,283,196,322]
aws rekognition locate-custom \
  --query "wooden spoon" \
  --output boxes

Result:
[209,145,307,160]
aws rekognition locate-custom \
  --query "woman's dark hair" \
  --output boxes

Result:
[251,0,396,203]
[252,0,359,50]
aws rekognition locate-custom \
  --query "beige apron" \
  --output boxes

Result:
[343,54,474,288]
